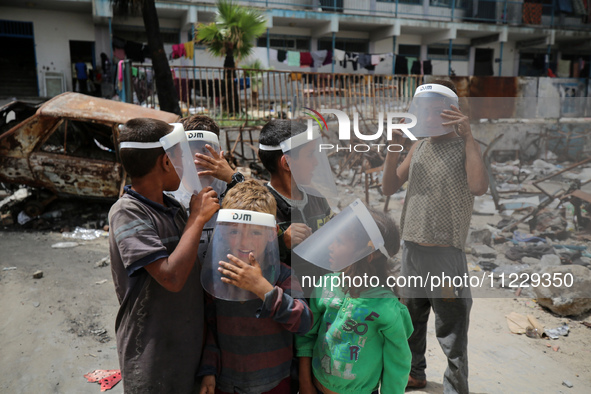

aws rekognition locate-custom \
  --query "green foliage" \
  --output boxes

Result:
[196,0,266,63]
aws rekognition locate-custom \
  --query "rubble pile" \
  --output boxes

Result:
[468,153,591,316]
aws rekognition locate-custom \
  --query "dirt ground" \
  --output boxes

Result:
[1,204,591,394]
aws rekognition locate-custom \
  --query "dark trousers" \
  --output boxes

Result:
[401,242,472,394]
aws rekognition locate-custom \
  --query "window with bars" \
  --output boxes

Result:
[317,39,369,53]
[256,34,310,51]
[0,20,34,38]
[427,44,469,61]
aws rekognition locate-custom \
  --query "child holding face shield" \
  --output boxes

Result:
[198,180,312,394]
[294,199,413,394]
[382,80,488,392]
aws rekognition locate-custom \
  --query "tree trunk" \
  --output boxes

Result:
[142,0,180,115]
[223,52,239,115]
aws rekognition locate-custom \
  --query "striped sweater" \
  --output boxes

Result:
[199,263,312,394]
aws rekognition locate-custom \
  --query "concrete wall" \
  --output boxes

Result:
[1,6,95,92]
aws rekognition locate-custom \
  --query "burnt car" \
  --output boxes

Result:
[0,92,179,215]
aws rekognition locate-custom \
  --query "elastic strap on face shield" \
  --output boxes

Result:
[258,143,282,151]
[279,129,321,152]
[119,141,163,149]
[350,199,390,258]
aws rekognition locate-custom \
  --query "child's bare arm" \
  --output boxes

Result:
[298,357,316,394]
[145,187,219,292]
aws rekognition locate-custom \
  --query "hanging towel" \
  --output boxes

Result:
[411,60,421,75]
[287,51,300,66]
[172,44,186,59]
[371,55,381,66]
[300,52,313,67]
[334,49,346,62]
[184,41,194,60]
[423,60,433,75]
[323,50,333,66]
[557,59,571,77]
[268,48,279,62]
[277,49,287,63]
[311,50,328,67]
[113,47,126,62]
[358,53,372,69]
[395,55,408,74]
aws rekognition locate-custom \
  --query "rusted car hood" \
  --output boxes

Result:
[37,92,179,124]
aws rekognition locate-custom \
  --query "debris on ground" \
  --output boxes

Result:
[84,369,121,392]
[32,270,43,279]
[51,242,80,249]
[545,323,570,339]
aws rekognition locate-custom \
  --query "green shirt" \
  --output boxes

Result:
[296,275,413,394]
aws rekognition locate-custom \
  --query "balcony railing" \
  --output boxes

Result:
[132,65,423,126]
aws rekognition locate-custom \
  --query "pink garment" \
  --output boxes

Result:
[113,47,126,62]
[172,44,186,59]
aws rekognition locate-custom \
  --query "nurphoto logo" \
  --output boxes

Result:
[303,107,418,153]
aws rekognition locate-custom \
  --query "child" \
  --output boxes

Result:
[108,118,219,393]
[198,179,313,394]
[181,114,245,190]
[295,208,413,394]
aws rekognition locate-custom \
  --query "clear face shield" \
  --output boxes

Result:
[281,123,338,199]
[406,84,460,138]
[185,129,226,195]
[201,209,280,301]
[159,123,203,194]
[293,199,389,272]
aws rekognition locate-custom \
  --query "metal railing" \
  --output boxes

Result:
[132,65,424,125]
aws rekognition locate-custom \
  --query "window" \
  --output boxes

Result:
[256,34,310,51]
[377,0,422,4]
[41,120,116,161]
[397,44,421,58]
[427,44,469,61]
[317,39,369,53]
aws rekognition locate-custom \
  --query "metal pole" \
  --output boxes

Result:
[448,39,453,75]
[109,17,113,64]
[499,41,504,76]
[392,35,397,75]
[266,28,270,67]
[332,32,336,74]
[124,59,133,103]
[451,0,455,21]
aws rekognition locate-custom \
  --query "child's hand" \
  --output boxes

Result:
[199,375,215,394]
[283,223,312,249]
[189,186,219,224]
[195,145,235,183]
[219,253,274,300]
[441,104,472,141]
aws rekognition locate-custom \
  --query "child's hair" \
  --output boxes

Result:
[180,115,220,136]
[258,120,307,175]
[119,118,173,178]
[221,179,277,216]
[343,210,400,297]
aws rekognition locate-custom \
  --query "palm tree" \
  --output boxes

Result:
[111,0,180,115]
[196,0,266,115]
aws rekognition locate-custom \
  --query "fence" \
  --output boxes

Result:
[131,65,424,126]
